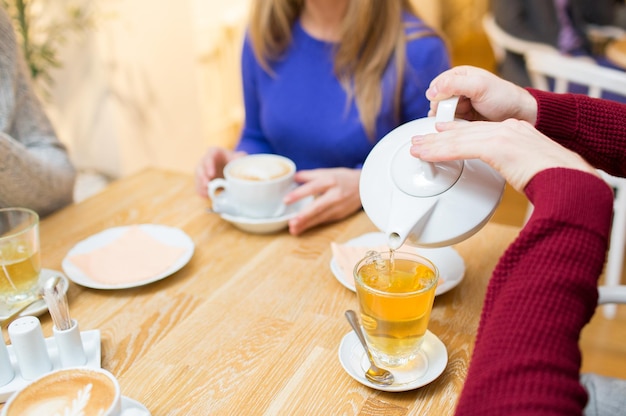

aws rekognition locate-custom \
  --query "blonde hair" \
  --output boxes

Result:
[247,0,439,140]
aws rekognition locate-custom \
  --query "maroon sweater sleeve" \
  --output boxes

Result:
[454,169,613,415]
[527,88,626,177]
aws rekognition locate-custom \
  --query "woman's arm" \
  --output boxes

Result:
[235,34,274,155]
[0,10,75,216]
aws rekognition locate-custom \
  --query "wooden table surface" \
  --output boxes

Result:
[2,168,520,415]
[606,38,626,69]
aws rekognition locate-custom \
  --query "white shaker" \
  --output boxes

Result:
[0,335,14,386]
[43,275,86,367]
[8,316,51,380]
[53,318,86,367]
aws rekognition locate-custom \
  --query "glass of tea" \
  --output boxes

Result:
[353,250,438,369]
[0,208,41,305]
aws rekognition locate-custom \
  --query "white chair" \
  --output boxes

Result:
[524,48,626,318]
[482,13,558,68]
[482,12,624,70]
[482,13,626,317]
[599,282,626,304]
[524,49,626,98]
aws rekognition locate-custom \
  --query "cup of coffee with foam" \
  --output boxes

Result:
[2,367,128,416]
[208,154,296,219]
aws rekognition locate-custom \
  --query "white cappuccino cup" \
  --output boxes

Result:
[1,367,142,416]
[208,154,296,218]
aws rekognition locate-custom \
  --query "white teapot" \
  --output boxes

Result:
[360,97,505,249]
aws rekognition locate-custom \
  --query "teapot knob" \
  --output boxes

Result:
[390,142,463,197]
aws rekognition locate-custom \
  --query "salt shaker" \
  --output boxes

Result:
[8,316,51,380]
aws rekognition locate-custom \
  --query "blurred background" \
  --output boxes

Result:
[14,0,494,197]
[7,0,624,379]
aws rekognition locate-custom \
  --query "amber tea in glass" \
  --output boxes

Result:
[354,251,438,367]
[0,208,41,305]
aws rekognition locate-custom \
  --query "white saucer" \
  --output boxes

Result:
[330,232,465,295]
[0,269,70,320]
[62,224,194,290]
[338,330,447,392]
[217,196,314,234]
[122,396,151,415]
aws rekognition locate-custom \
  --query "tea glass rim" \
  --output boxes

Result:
[353,250,440,297]
[0,207,39,243]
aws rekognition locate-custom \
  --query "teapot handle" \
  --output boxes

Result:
[435,96,460,124]
[419,96,459,181]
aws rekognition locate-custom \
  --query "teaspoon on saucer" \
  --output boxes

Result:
[344,310,394,386]
[0,295,43,328]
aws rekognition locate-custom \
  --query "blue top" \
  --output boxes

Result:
[236,16,450,170]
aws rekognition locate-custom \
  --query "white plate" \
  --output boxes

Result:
[0,269,69,320]
[217,196,314,234]
[62,224,194,290]
[122,396,151,415]
[338,330,447,392]
[330,232,465,295]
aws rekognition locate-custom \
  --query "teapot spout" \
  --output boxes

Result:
[386,196,438,249]
[387,231,406,251]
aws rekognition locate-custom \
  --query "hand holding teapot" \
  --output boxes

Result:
[360,97,505,249]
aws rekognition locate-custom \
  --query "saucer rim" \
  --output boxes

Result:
[0,269,70,319]
[216,196,314,234]
[338,329,448,392]
[219,195,314,225]
[122,395,151,415]
[329,232,465,295]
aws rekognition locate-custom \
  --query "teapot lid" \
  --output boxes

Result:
[360,97,505,248]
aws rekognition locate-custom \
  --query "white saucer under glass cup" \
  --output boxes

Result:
[353,250,439,381]
[208,154,296,219]
[0,208,41,306]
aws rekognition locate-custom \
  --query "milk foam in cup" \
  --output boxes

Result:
[208,154,296,219]
[1,367,122,416]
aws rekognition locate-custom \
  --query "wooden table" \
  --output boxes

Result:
[606,38,626,69]
[2,168,520,415]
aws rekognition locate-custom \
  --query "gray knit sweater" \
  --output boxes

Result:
[0,7,76,217]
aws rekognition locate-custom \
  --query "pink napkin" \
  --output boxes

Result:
[69,226,187,284]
